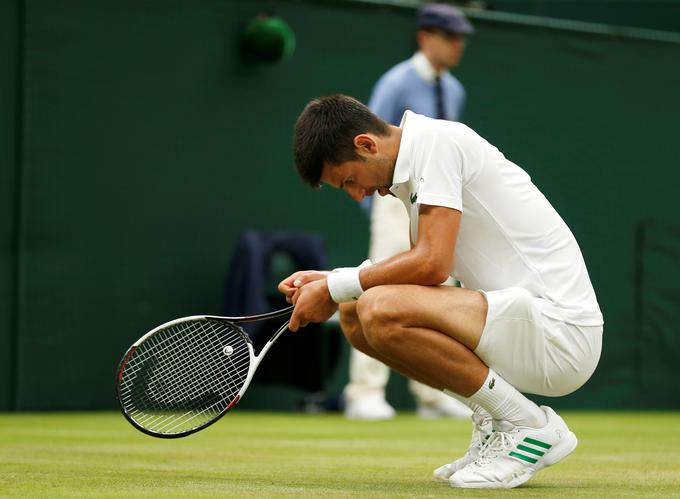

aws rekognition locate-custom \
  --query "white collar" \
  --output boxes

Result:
[411,51,445,83]
[390,111,416,192]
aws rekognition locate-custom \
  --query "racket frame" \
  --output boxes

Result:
[116,306,293,438]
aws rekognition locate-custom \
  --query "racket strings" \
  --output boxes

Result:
[143,324,248,433]
[123,322,248,432]
[135,323,246,409]
[118,319,251,435]
[123,323,249,403]
[133,321,247,408]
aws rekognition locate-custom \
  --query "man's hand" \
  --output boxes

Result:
[278,270,328,304]
[288,278,338,332]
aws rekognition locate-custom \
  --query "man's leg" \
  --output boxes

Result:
[349,284,578,489]
[341,299,490,478]
[341,290,543,425]
[355,285,488,395]
[340,302,433,385]
[341,305,470,420]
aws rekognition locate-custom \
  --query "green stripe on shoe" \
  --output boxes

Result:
[523,437,552,449]
[517,444,545,456]
[509,451,538,464]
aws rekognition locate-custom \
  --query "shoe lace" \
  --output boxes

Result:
[472,424,490,450]
[476,430,515,465]
[470,413,492,450]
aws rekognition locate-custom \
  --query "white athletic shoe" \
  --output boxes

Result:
[417,397,473,420]
[433,412,493,482]
[449,406,578,489]
[344,395,396,421]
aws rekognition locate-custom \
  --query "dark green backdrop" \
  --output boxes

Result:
[2,0,679,410]
[489,0,680,33]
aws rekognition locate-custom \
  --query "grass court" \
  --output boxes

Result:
[1,411,679,498]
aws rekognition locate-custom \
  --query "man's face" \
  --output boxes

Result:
[420,30,466,70]
[320,155,393,202]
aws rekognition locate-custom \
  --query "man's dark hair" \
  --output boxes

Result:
[293,95,390,187]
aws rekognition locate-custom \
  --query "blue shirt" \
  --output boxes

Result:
[368,52,466,126]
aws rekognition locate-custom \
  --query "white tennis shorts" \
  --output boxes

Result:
[474,287,602,397]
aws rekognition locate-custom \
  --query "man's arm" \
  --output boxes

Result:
[360,204,459,287]
[283,204,460,331]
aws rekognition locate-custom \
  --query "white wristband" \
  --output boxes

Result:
[326,259,372,303]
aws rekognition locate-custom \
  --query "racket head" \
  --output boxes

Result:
[116,316,254,438]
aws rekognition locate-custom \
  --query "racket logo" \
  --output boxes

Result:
[223,345,234,356]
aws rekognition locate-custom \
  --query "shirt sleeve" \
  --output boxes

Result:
[412,129,464,212]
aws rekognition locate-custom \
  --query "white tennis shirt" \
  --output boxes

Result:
[390,111,603,326]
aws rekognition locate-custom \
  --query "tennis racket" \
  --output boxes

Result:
[116,305,294,438]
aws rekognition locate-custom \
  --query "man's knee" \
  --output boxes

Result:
[356,287,403,350]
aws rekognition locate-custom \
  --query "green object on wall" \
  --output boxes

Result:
[241,15,295,63]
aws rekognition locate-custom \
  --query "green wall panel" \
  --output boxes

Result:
[15,0,378,410]
[490,0,680,33]
[637,221,680,407]
[0,0,20,411]
[5,0,680,409]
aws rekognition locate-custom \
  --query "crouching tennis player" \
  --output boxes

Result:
[279,95,603,489]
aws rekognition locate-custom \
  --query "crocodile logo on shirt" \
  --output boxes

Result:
[410,192,418,204]
[489,377,496,390]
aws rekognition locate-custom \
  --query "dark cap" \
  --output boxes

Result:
[417,3,474,35]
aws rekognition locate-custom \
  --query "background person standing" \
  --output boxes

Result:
[344,2,476,421]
